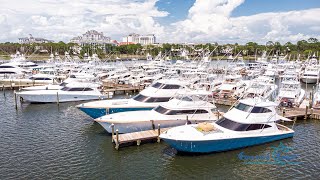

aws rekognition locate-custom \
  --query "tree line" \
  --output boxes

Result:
[0,37,319,60]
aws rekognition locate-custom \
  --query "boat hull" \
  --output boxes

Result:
[301,77,318,84]
[78,107,154,119]
[161,133,294,153]
[19,93,106,103]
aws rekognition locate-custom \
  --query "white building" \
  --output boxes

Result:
[18,34,53,44]
[122,33,156,45]
[70,30,112,46]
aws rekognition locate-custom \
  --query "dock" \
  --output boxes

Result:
[1,82,49,90]
[102,81,145,94]
[279,107,320,120]
[110,124,169,150]
[215,98,237,106]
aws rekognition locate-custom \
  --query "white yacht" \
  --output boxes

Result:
[160,98,294,153]
[244,78,278,101]
[301,66,319,84]
[77,79,189,119]
[0,63,29,78]
[18,82,106,103]
[277,74,305,107]
[212,74,248,99]
[313,84,320,109]
[95,94,219,134]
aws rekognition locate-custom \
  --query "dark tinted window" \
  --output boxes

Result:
[216,118,271,131]
[61,87,93,91]
[133,94,170,103]
[235,103,272,113]
[60,82,68,86]
[235,103,252,112]
[0,71,16,74]
[0,66,14,68]
[251,107,272,113]
[151,82,163,88]
[154,106,208,115]
[31,77,52,80]
[162,84,181,89]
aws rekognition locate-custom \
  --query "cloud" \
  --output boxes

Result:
[0,0,168,42]
[169,0,320,44]
[0,0,319,44]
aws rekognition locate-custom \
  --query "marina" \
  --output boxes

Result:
[1,0,320,179]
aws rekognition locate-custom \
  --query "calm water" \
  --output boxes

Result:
[1,91,320,179]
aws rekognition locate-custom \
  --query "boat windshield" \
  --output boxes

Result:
[152,82,163,88]
[216,117,271,131]
[61,87,93,91]
[234,103,272,113]
[133,94,171,103]
[153,105,208,115]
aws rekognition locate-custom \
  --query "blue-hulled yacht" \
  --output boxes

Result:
[160,98,294,153]
[76,79,190,118]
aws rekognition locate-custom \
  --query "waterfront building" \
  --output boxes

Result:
[70,30,113,47]
[122,33,156,45]
[18,34,53,44]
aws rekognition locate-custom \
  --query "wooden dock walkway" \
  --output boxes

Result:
[1,83,48,90]
[279,107,320,120]
[102,81,145,93]
[110,124,169,150]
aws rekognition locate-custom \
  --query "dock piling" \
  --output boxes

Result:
[305,105,308,120]
[56,92,60,106]
[157,124,161,143]
[115,129,119,150]
[14,90,18,110]
[151,120,155,130]
[111,124,115,143]
[2,85,5,97]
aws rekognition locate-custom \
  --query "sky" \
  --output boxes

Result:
[0,0,319,44]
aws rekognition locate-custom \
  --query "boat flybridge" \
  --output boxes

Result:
[95,92,220,134]
[76,79,191,119]
[313,84,320,109]
[0,63,29,78]
[243,77,278,101]
[301,65,320,84]
[212,74,249,99]
[17,82,106,103]
[277,74,305,107]
[160,97,294,153]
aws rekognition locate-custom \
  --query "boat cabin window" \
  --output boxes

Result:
[0,71,16,74]
[216,117,271,131]
[61,87,93,91]
[60,82,68,86]
[152,82,163,88]
[0,66,14,68]
[235,103,272,113]
[154,106,209,115]
[29,77,52,80]
[133,94,170,103]
[162,84,181,89]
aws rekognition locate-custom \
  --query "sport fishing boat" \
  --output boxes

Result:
[76,79,190,119]
[95,94,219,134]
[17,82,106,103]
[300,66,320,84]
[160,98,294,153]
[277,74,305,107]
[313,84,320,109]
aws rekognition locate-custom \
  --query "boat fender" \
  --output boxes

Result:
[224,94,228,99]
